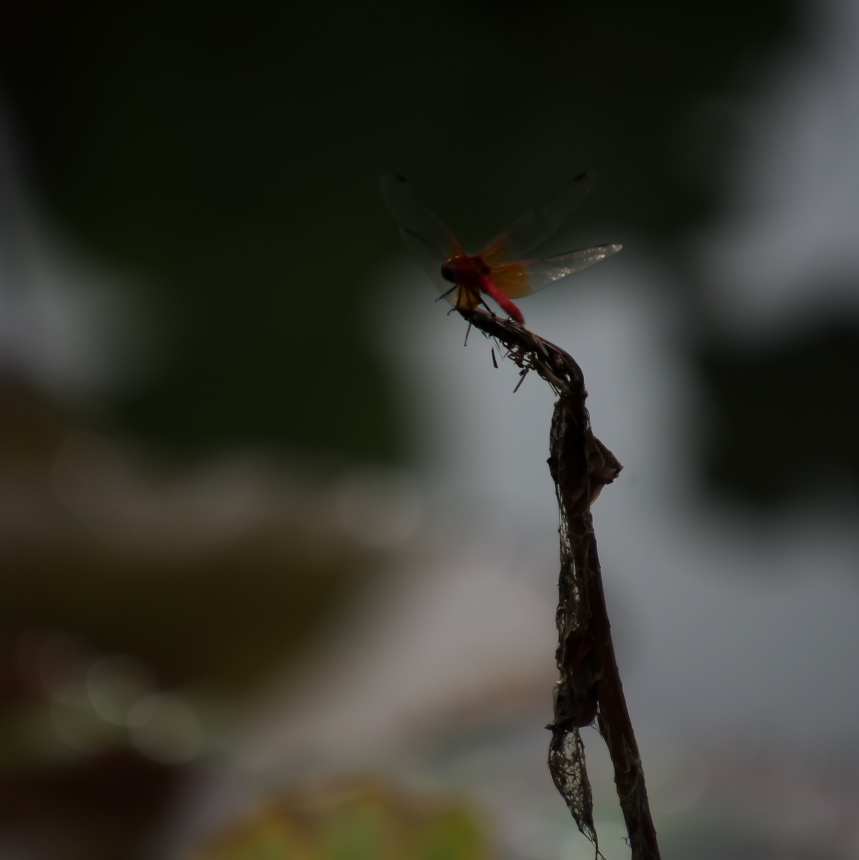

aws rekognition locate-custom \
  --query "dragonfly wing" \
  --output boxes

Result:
[481,170,598,264]
[490,244,622,299]
[380,174,466,299]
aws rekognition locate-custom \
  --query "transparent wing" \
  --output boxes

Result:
[380,174,466,298]
[490,244,622,299]
[481,170,598,265]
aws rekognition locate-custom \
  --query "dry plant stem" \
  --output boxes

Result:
[459,307,661,860]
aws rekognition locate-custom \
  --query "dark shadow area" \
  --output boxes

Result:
[696,314,859,509]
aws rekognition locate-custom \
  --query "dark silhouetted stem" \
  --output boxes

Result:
[459,308,661,860]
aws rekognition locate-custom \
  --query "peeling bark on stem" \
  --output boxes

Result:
[457,308,661,860]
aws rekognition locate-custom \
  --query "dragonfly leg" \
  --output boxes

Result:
[435,284,458,302]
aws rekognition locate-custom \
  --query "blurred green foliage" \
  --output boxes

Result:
[0,0,794,464]
[0,387,378,703]
[192,782,488,860]
[697,321,859,508]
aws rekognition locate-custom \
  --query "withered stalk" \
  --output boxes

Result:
[458,307,661,860]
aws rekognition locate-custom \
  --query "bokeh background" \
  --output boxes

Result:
[1,0,858,858]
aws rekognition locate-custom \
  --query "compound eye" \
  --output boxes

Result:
[440,261,456,283]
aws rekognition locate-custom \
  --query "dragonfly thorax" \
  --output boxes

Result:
[440,255,489,285]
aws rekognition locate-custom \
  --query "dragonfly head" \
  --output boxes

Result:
[440,260,457,284]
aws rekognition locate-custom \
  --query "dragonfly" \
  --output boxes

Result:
[380,170,621,326]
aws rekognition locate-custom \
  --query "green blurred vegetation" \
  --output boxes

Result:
[0,0,795,465]
[697,321,859,508]
[192,782,488,860]
[0,387,378,695]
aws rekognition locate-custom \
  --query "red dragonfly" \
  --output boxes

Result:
[380,171,621,325]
